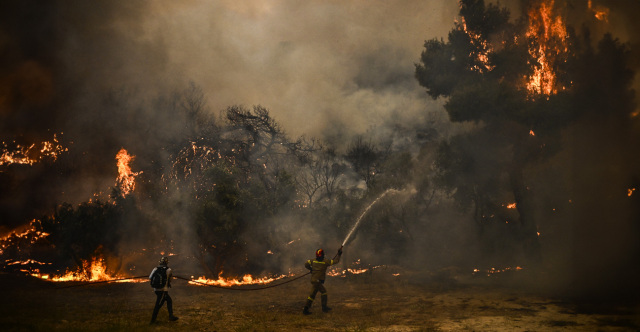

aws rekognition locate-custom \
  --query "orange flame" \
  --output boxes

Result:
[347,268,369,275]
[628,188,636,197]
[588,0,609,22]
[473,266,524,276]
[115,148,142,197]
[459,16,494,73]
[0,219,50,255]
[526,0,568,96]
[0,134,67,166]
[326,269,344,277]
[189,272,287,287]
[31,256,131,282]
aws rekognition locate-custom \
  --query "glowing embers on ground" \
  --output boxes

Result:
[115,148,142,197]
[503,203,517,209]
[472,266,523,277]
[0,133,67,166]
[628,188,636,197]
[326,259,396,278]
[189,272,288,287]
[525,0,569,97]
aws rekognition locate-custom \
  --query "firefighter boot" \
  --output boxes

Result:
[303,299,313,315]
[168,302,179,321]
[321,294,331,313]
[150,308,160,324]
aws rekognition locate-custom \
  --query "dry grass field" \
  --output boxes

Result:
[2,268,639,331]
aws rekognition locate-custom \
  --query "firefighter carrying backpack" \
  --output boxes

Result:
[150,266,168,289]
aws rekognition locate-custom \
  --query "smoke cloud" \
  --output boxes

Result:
[0,0,639,299]
[0,0,461,227]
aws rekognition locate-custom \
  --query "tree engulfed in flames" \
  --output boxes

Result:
[115,148,142,197]
[0,133,67,166]
[459,16,494,73]
[0,219,50,256]
[525,0,569,96]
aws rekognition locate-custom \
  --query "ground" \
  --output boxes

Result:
[2,268,639,331]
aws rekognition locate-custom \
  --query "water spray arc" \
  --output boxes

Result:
[341,188,400,247]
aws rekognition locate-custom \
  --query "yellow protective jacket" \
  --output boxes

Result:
[305,255,340,282]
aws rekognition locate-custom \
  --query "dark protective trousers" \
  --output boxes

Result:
[305,280,328,309]
[151,291,173,322]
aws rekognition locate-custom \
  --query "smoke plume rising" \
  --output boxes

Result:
[0,0,639,300]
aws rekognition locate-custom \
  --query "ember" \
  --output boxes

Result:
[588,0,609,22]
[472,266,523,277]
[459,16,494,73]
[0,219,50,255]
[0,133,67,166]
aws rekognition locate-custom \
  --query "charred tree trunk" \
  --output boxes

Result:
[509,161,541,265]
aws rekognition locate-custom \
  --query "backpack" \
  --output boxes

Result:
[150,266,168,289]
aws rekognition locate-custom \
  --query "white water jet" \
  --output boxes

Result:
[342,188,399,247]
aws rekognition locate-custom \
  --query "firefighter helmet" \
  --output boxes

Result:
[159,256,169,265]
[316,249,324,259]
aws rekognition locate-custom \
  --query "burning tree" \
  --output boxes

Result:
[38,200,123,274]
[415,0,636,266]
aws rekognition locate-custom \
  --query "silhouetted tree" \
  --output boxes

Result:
[345,136,383,188]
[415,0,636,263]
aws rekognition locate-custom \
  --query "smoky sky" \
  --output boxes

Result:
[1,0,639,230]
[0,0,459,139]
[3,0,640,140]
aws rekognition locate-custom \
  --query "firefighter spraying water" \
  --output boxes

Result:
[300,188,404,314]
[302,247,343,315]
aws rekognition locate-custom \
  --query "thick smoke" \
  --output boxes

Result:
[0,0,458,229]
[0,0,639,300]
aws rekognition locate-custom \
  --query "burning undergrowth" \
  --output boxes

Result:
[0,0,639,301]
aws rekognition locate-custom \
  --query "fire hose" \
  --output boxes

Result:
[55,275,150,289]
[53,272,311,290]
[173,272,311,291]
[53,247,341,290]
[179,247,341,291]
